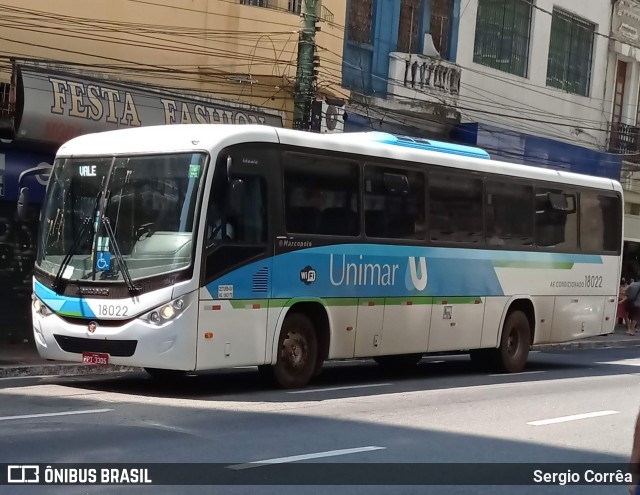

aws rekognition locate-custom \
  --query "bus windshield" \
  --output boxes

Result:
[35,152,207,284]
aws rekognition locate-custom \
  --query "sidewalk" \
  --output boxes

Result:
[0,343,140,378]
[0,325,638,378]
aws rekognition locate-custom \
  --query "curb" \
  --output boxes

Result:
[0,364,141,379]
[533,338,640,352]
[1,337,638,378]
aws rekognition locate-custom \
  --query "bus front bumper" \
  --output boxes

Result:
[31,306,198,371]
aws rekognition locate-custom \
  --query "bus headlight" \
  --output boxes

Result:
[32,294,53,317]
[141,293,193,326]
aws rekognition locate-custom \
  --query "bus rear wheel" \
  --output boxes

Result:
[270,313,318,389]
[494,310,531,373]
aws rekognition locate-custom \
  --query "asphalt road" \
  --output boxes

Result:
[0,347,639,495]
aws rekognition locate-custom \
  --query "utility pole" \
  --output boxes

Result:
[292,0,319,131]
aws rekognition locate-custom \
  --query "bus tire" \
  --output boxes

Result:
[494,310,531,373]
[144,368,187,380]
[271,313,317,389]
[374,353,423,372]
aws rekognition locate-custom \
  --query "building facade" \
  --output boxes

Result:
[452,0,621,180]
[340,0,463,139]
[605,0,640,280]
[0,0,347,343]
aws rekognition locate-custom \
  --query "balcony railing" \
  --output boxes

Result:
[609,121,640,162]
[388,52,461,103]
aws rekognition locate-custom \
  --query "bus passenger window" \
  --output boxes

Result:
[283,154,359,237]
[485,181,533,247]
[428,172,483,244]
[535,188,577,249]
[580,192,620,253]
[364,165,425,239]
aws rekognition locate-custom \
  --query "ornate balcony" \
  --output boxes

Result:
[609,121,640,163]
[387,52,461,106]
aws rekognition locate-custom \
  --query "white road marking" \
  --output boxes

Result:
[227,446,386,470]
[489,371,546,377]
[287,383,392,394]
[596,359,640,366]
[527,410,619,426]
[0,408,112,422]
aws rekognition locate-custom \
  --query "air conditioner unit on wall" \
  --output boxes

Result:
[311,99,345,133]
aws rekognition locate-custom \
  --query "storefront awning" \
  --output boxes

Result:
[0,62,283,147]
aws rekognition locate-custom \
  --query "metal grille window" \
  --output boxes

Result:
[289,0,302,14]
[347,0,373,44]
[546,8,594,96]
[398,0,421,53]
[240,0,268,6]
[430,0,452,58]
[473,0,532,77]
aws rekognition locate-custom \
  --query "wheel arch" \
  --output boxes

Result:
[497,296,536,346]
[268,298,331,366]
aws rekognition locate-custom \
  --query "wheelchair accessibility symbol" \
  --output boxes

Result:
[96,252,111,271]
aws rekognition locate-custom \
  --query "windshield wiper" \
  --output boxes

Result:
[100,216,141,294]
[51,216,94,293]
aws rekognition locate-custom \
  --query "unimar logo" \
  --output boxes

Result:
[329,254,427,291]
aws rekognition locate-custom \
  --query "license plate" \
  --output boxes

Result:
[82,352,109,365]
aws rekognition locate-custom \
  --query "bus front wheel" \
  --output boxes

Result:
[495,310,531,373]
[271,313,318,389]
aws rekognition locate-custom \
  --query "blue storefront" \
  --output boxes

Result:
[451,122,622,181]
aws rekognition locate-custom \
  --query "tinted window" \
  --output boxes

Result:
[206,163,268,245]
[429,172,483,244]
[535,188,577,249]
[364,165,425,239]
[284,154,359,236]
[580,192,620,252]
[485,180,533,247]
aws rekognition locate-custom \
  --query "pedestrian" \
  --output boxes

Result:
[626,280,640,336]
[620,278,630,325]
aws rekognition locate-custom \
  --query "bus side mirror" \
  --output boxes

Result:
[17,187,30,222]
[228,179,245,217]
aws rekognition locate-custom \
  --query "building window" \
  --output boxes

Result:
[240,0,268,6]
[473,0,532,77]
[288,0,301,14]
[430,0,453,58]
[398,0,422,53]
[347,0,373,44]
[546,8,595,96]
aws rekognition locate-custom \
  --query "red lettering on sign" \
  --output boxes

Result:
[44,121,83,143]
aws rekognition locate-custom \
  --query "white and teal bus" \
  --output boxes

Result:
[26,124,623,388]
